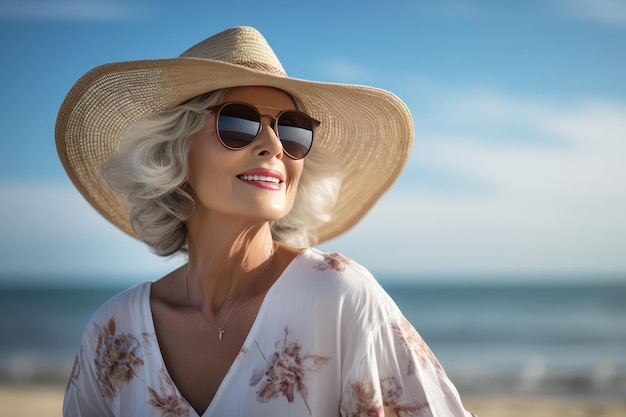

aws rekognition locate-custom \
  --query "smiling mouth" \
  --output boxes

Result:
[237,174,282,184]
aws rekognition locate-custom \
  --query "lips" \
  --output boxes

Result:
[238,174,280,184]
[237,168,284,189]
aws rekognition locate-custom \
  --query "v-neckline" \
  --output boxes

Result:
[146,248,308,417]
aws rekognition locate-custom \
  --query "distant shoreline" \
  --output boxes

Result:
[2,383,625,417]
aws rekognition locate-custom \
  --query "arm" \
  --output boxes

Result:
[63,321,114,417]
[340,312,475,417]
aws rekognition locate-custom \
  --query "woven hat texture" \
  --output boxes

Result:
[55,26,414,244]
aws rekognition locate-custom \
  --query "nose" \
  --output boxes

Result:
[253,116,284,158]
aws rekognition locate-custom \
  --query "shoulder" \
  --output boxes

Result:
[300,248,388,289]
[291,248,372,287]
[295,248,400,322]
[297,248,374,280]
[86,282,153,334]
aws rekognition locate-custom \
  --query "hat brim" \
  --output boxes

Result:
[56,57,413,244]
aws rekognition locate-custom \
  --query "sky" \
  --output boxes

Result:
[0,0,625,286]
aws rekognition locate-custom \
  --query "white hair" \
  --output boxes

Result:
[104,89,342,256]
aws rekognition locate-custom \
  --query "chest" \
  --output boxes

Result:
[151,301,260,415]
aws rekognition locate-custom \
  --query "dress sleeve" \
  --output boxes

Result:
[63,319,114,417]
[339,312,475,417]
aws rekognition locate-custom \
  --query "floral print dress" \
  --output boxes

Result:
[64,248,475,417]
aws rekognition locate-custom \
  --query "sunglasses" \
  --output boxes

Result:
[208,102,319,160]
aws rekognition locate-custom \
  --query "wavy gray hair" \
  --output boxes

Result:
[104,89,342,256]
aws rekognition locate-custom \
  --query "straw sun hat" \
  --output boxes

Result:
[55,26,413,244]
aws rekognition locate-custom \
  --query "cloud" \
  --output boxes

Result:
[551,0,626,25]
[0,182,183,282]
[410,0,485,19]
[0,1,142,21]
[323,88,626,280]
[413,92,626,199]
[411,0,626,25]
[319,59,374,84]
[2,88,625,283]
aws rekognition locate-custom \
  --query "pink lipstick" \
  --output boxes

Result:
[237,168,284,190]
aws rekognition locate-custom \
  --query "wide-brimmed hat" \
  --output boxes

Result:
[55,26,413,244]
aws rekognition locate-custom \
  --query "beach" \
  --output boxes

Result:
[1,384,625,417]
[463,395,626,417]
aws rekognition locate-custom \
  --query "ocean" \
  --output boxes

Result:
[1,280,624,399]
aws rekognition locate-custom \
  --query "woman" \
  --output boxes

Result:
[57,27,475,416]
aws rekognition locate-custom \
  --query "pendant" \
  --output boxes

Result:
[218,327,225,341]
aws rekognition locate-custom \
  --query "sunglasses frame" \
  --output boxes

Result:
[208,101,320,160]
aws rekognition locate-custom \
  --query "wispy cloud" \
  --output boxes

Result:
[404,0,626,25]
[0,182,182,279]
[410,0,485,20]
[0,1,143,21]
[551,0,626,25]
[2,85,625,281]
[323,87,626,279]
[319,58,374,84]
[412,91,626,198]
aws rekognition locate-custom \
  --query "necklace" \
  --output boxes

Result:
[185,247,274,341]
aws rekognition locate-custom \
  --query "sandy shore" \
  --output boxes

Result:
[1,384,625,417]
[0,385,64,417]
[462,395,626,417]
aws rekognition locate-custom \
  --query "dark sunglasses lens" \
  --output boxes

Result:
[277,112,314,159]
[217,103,260,149]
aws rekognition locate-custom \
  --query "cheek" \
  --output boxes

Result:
[186,132,225,182]
[284,163,304,207]
[187,149,210,187]
[287,162,304,191]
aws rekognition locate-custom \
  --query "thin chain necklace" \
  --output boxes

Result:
[185,247,274,341]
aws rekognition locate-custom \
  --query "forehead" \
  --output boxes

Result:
[222,86,296,110]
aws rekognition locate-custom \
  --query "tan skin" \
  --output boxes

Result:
[150,87,305,415]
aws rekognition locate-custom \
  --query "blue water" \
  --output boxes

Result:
[388,283,626,398]
[1,281,625,399]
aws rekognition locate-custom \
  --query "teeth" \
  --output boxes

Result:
[239,175,280,183]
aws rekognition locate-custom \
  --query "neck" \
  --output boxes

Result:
[185,223,275,319]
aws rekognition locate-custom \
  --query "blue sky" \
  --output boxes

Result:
[1,0,625,285]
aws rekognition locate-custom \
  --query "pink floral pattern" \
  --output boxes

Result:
[314,252,351,272]
[64,254,474,416]
[147,368,190,417]
[236,346,248,361]
[391,317,445,379]
[94,317,149,400]
[380,377,430,416]
[250,326,330,415]
[66,346,83,391]
[347,380,383,416]
[346,377,430,417]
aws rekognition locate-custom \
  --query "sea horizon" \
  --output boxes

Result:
[1,278,625,400]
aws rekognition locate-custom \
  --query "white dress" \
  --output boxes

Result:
[63,248,475,417]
